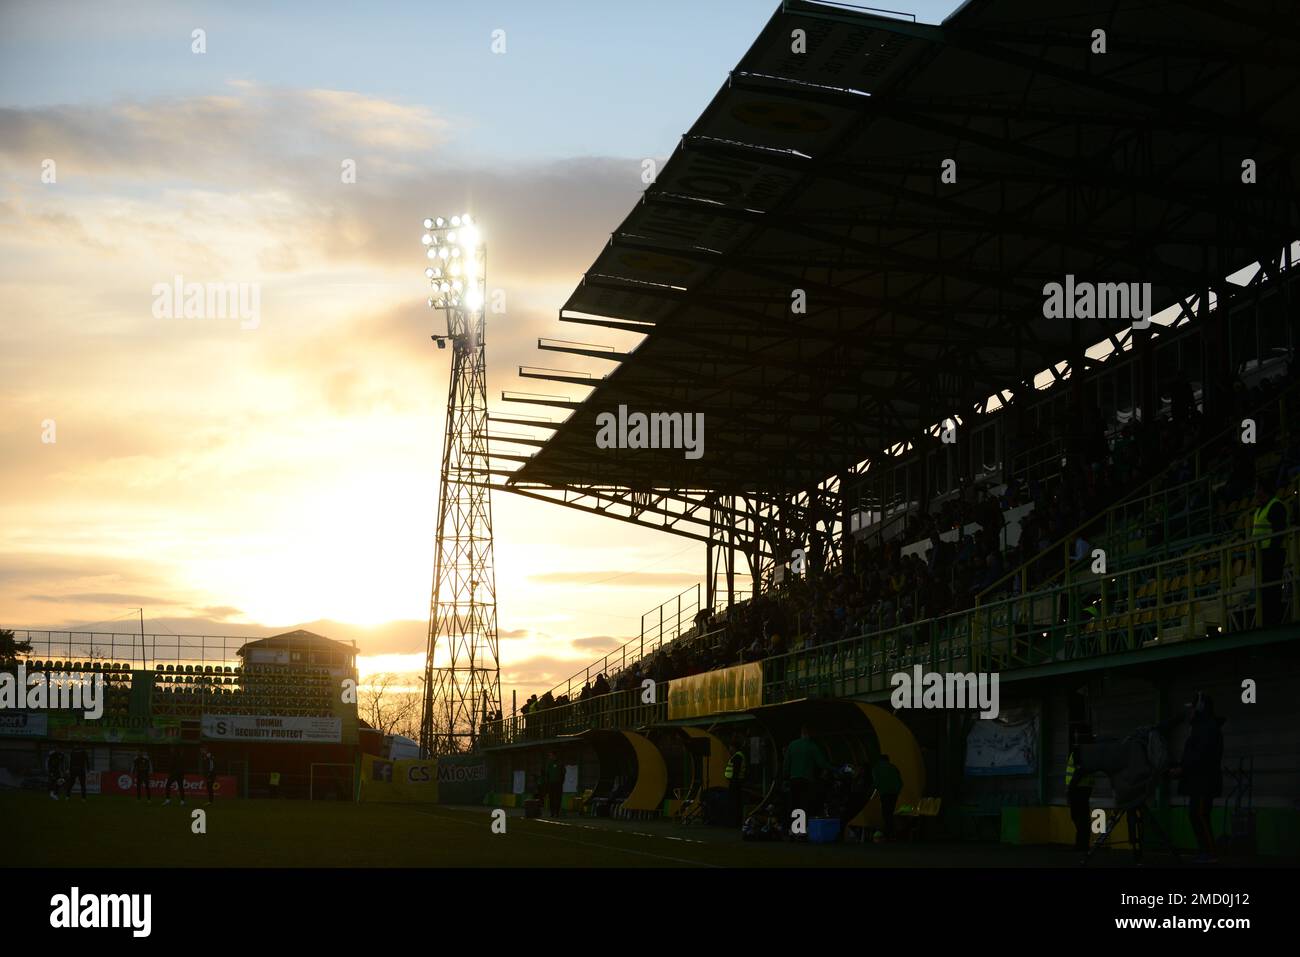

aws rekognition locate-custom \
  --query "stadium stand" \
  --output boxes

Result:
[477,0,1300,850]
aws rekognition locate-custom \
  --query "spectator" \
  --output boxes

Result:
[871,753,903,840]
[784,726,829,828]
[1173,692,1224,864]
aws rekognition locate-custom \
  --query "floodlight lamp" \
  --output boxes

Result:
[423,218,434,230]
[427,248,438,260]
[421,233,433,246]
[466,289,484,310]
[436,337,447,349]
[438,247,449,260]
[447,230,457,243]
[452,215,462,227]
[435,217,445,228]
[460,225,480,249]
[451,247,460,259]
[425,267,436,278]
[452,279,463,292]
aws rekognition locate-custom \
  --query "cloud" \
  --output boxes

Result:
[201,605,242,620]
[528,570,698,588]
[0,84,447,186]
[570,635,627,652]
[25,592,179,605]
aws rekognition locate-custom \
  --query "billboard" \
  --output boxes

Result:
[358,754,438,803]
[667,662,763,720]
[965,717,1039,776]
[0,712,48,738]
[100,771,238,798]
[48,714,181,744]
[201,714,342,743]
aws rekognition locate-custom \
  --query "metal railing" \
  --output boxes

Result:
[6,631,252,671]
[978,377,1300,606]
[487,526,1298,744]
[536,586,706,702]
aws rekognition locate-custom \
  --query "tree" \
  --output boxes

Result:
[0,629,33,665]
[358,672,421,740]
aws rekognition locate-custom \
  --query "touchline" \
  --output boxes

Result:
[890,665,1000,719]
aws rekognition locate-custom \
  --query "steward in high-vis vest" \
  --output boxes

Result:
[1253,479,1288,627]
[1065,747,1095,853]
[726,738,747,827]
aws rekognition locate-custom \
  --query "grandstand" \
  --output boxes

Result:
[1,629,361,800]
[4,0,1299,868]
[479,0,1300,856]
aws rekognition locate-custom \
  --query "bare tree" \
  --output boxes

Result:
[358,672,421,740]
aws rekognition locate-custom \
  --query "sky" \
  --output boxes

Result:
[0,0,961,700]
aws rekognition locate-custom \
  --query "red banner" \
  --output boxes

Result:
[99,771,238,798]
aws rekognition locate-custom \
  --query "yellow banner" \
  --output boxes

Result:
[668,662,762,720]
[359,755,440,803]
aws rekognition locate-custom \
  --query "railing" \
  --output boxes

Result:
[487,525,1298,745]
[536,586,704,702]
[1009,435,1067,487]
[484,685,669,745]
[6,631,253,671]
[641,584,701,651]
[978,376,1300,605]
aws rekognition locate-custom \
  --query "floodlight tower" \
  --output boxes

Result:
[418,213,502,756]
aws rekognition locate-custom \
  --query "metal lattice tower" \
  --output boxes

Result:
[418,214,501,756]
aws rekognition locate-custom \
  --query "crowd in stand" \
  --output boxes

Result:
[513,366,1296,728]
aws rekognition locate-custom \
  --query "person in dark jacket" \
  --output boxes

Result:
[132,750,153,802]
[64,746,89,801]
[162,744,187,806]
[542,751,564,817]
[200,746,217,805]
[46,749,64,801]
[872,754,903,840]
[1173,691,1225,863]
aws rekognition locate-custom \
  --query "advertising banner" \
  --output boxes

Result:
[201,714,341,743]
[359,754,438,803]
[667,662,763,720]
[48,714,180,744]
[0,712,48,738]
[436,754,489,805]
[100,770,238,798]
[964,717,1039,776]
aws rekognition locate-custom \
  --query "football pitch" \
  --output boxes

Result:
[4,790,1255,868]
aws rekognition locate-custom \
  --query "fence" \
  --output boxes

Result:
[6,631,253,671]
[486,526,1298,744]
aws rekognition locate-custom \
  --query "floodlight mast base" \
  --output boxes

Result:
[419,215,501,757]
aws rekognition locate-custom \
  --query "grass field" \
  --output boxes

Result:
[5,790,1261,868]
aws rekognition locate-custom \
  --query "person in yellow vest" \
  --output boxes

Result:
[1253,478,1288,627]
[1065,737,1095,853]
[725,736,747,827]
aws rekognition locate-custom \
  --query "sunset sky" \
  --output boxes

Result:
[0,0,959,700]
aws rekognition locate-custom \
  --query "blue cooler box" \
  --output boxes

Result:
[808,818,841,843]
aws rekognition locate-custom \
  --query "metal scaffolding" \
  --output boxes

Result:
[419,215,502,756]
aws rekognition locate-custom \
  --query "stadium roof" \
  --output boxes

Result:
[237,630,354,658]
[503,0,1300,496]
